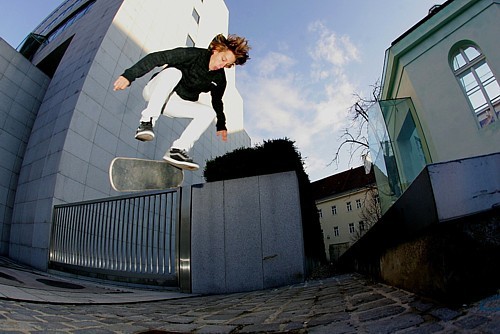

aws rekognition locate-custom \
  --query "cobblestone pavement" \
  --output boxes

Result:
[1,272,499,333]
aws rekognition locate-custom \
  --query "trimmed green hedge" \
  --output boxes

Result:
[204,138,326,269]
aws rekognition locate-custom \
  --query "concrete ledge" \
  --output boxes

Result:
[190,171,305,294]
[429,154,500,221]
[340,153,500,303]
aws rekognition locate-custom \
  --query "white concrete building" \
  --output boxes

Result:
[0,0,250,269]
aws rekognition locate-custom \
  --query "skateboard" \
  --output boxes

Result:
[109,157,184,192]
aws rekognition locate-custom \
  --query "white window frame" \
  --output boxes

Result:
[451,43,500,128]
[192,8,200,24]
[186,34,195,47]
[356,199,362,209]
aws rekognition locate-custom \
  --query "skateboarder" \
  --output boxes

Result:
[113,34,250,170]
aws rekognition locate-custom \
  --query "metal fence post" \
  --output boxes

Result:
[178,185,192,293]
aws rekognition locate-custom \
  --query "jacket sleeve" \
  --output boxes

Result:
[211,76,227,131]
[121,48,193,83]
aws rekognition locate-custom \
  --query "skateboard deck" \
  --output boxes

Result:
[109,157,184,192]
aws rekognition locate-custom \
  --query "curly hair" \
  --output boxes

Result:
[209,34,251,66]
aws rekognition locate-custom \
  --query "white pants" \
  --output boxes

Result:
[141,68,215,152]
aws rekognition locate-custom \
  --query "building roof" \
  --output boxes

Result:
[391,0,454,46]
[311,166,376,201]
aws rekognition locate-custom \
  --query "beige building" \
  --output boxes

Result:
[312,166,378,262]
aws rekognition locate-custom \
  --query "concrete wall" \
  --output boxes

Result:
[429,153,500,221]
[340,153,500,303]
[0,39,49,255]
[190,172,306,294]
[378,213,499,304]
[9,0,124,269]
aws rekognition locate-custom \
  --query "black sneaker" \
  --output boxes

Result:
[135,120,154,141]
[163,148,199,171]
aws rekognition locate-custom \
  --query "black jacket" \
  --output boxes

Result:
[121,47,227,131]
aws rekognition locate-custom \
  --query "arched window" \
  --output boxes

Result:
[450,43,500,128]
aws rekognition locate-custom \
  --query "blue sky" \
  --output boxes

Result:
[0,0,63,49]
[224,0,444,181]
[1,0,444,181]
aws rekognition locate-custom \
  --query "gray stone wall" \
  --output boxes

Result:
[9,0,123,269]
[0,39,49,255]
[190,171,306,294]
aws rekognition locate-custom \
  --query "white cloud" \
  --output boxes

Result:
[238,23,362,181]
[308,21,360,67]
[255,52,296,77]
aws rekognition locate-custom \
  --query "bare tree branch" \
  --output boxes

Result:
[330,80,381,167]
[350,186,381,243]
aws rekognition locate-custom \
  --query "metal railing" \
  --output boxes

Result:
[50,189,180,285]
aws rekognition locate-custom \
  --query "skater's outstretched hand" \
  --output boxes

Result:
[113,76,130,91]
[217,130,227,142]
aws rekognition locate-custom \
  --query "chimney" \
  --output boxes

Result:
[429,4,442,15]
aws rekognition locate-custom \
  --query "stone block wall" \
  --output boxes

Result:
[190,171,306,294]
[0,39,49,255]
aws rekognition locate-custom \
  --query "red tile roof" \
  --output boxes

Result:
[311,166,376,201]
